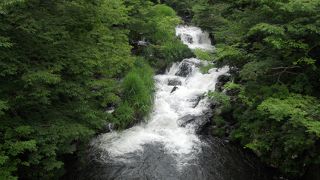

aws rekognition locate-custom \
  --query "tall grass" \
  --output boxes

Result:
[113,58,154,128]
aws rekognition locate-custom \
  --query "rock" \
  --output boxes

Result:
[177,114,195,126]
[168,78,182,86]
[188,94,205,108]
[229,67,239,76]
[175,61,193,77]
[184,34,193,44]
[209,33,216,45]
[170,86,178,93]
[185,58,202,67]
[218,74,231,83]
[215,74,231,92]
[178,111,213,134]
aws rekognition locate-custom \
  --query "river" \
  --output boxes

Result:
[77,25,273,180]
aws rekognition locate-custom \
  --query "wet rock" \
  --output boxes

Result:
[189,94,205,108]
[175,61,193,77]
[185,58,202,67]
[168,78,182,86]
[229,67,240,76]
[177,115,195,127]
[209,32,216,45]
[215,74,231,92]
[170,86,178,93]
[178,111,213,134]
[184,34,193,44]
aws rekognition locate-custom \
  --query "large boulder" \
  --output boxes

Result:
[178,111,213,134]
[175,61,193,77]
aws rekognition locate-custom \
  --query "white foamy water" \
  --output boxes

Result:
[176,25,214,51]
[92,26,228,164]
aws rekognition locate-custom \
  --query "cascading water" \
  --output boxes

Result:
[175,26,214,51]
[79,26,272,180]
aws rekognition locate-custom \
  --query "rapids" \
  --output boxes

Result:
[79,25,272,180]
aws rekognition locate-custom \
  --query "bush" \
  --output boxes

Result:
[194,48,213,61]
[200,64,215,74]
[143,39,194,70]
[113,102,135,129]
[208,91,231,109]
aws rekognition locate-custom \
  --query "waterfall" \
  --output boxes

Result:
[83,26,272,180]
[91,25,227,162]
[175,25,214,51]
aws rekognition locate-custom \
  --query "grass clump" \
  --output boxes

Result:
[113,59,154,128]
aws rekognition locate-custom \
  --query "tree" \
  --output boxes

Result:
[189,0,320,177]
[0,0,133,178]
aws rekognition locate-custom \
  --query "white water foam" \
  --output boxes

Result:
[176,25,214,51]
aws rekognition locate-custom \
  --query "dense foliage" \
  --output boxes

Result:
[161,0,197,21]
[0,0,186,179]
[184,0,320,178]
[126,0,193,72]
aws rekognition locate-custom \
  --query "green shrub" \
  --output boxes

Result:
[208,91,231,109]
[200,64,215,74]
[194,48,214,61]
[114,59,154,128]
[143,39,194,70]
[113,102,135,129]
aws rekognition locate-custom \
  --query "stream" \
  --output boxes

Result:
[78,26,273,180]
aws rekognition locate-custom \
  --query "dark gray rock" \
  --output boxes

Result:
[215,74,231,92]
[171,86,179,93]
[229,67,240,76]
[184,34,193,44]
[188,94,205,108]
[168,78,182,86]
[178,111,213,134]
[175,62,193,77]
